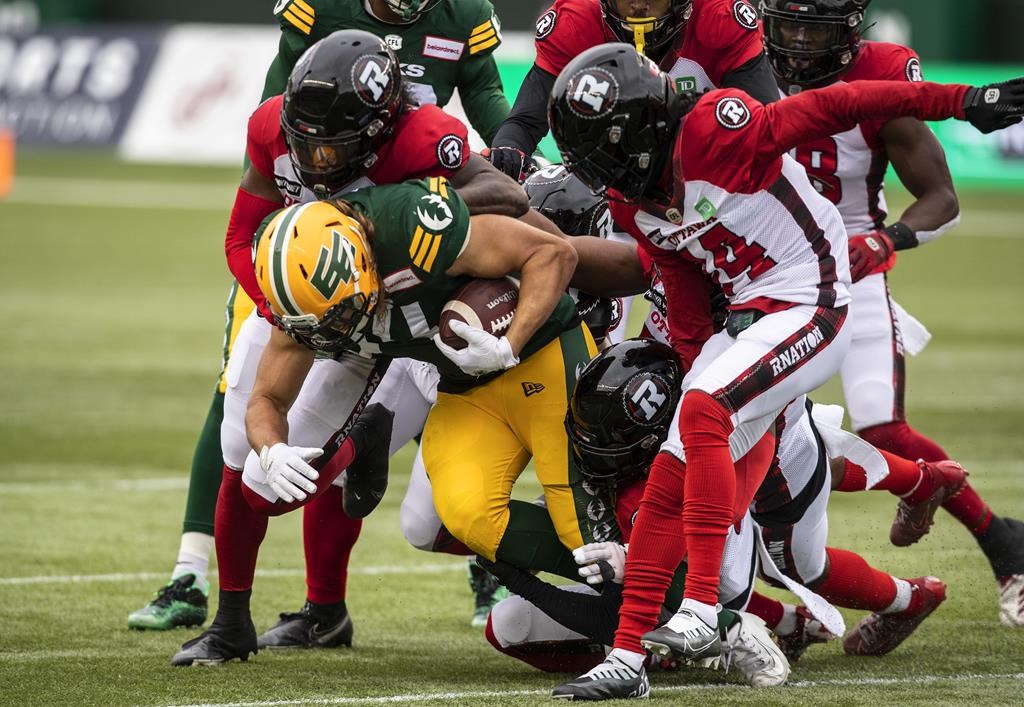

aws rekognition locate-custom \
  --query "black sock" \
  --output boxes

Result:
[307,599,347,624]
[212,589,252,627]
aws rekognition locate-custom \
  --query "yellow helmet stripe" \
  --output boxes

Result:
[270,203,316,317]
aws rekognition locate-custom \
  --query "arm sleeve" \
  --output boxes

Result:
[225,190,282,315]
[721,52,779,104]
[490,65,556,152]
[458,55,511,146]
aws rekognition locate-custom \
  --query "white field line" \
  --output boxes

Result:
[157,673,1024,707]
[0,562,464,587]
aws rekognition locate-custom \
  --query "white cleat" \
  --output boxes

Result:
[641,598,721,667]
[721,612,790,687]
[999,574,1024,627]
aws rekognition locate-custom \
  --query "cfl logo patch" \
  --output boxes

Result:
[715,97,751,129]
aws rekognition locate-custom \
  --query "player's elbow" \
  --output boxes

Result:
[938,187,960,225]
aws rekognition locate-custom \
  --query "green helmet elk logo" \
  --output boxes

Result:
[309,230,356,300]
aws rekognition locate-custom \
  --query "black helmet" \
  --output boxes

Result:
[549,43,682,203]
[524,165,612,237]
[761,0,870,89]
[600,0,693,58]
[566,339,682,485]
[382,0,441,23]
[282,30,404,198]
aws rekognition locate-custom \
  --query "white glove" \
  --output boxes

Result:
[573,542,627,585]
[433,319,520,377]
[258,443,323,503]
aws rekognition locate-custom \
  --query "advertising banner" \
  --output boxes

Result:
[0,26,161,146]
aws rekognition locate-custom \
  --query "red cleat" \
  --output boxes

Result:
[843,576,947,656]
[890,460,967,547]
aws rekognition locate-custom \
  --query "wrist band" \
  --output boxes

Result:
[884,221,918,250]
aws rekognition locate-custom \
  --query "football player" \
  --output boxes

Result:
[170,180,617,667]
[488,0,780,182]
[761,0,1024,626]
[130,0,516,633]
[166,31,528,664]
[548,43,1024,699]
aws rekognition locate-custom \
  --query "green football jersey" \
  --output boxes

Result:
[264,0,510,144]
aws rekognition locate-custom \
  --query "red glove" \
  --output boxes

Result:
[848,231,895,283]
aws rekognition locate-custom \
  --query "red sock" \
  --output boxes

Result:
[215,466,269,592]
[613,452,688,653]
[859,421,947,463]
[745,591,785,630]
[838,454,929,500]
[242,437,358,516]
[432,526,474,556]
[679,391,736,606]
[302,485,362,605]
[815,548,896,611]
[943,482,994,536]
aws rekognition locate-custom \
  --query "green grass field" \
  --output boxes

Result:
[1,152,1023,706]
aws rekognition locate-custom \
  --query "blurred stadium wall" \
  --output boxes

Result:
[3,0,1024,185]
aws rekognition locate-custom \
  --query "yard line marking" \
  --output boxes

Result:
[159,673,1024,707]
[0,562,464,587]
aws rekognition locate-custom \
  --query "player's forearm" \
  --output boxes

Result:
[450,155,529,216]
[459,59,511,146]
[765,81,969,158]
[246,394,291,454]
[893,196,961,248]
[491,65,555,153]
[505,240,577,355]
[569,236,648,297]
[225,187,281,310]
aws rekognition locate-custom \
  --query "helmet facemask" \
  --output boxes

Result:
[383,0,441,23]
[762,2,866,88]
[278,290,378,353]
[601,0,693,57]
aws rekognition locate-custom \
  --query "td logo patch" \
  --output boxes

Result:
[536,9,557,40]
[733,1,759,30]
[715,96,751,129]
[352,56,392,107]
[905,57,923,82]
[437,134,464,169]
[624,374,671,424]
[567,67,618,119]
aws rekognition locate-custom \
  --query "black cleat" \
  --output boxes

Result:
[342,403,394,519]
[171,618,257,666]
[552,654,650,700]
[257,601,354,649]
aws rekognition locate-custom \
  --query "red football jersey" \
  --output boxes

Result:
[789,42,924,240]
[535,0,763,93]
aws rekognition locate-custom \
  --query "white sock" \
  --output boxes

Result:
[880,578,913,614]
[172,532,213,588]
[775,603,799,636]
[608,647,645,673]
[680,597,719,627]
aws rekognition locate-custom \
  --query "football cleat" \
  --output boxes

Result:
[843,576,947,656]
[776,606,835,663]
[171,618,258,666]
[341,403,394,519]
[469,559,508,628]
[640,599,721,666]
[551,653,650,700]
[721,612,790,687]
[890,460,967,547]
[128,574,208,631]
[976,516,1024,626]
[257,601,354,649]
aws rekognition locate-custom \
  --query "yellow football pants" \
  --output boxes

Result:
[421,324,609,561]
[216,282,256,394]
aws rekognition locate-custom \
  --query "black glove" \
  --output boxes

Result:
[963,78,1024,134]
[484,146,537,183]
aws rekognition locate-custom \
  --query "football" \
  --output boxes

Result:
[438,277,519,350]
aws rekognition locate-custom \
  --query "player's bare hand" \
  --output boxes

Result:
[963,78,1024,134]
[848,231,894,283]
[259,443,322,503]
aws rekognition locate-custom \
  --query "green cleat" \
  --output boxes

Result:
[128,574,208,630]
[468,559,508,629]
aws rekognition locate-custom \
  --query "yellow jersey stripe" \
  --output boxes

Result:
[288,2,314,25]
[470,19,493,36]
[422,234,443,272]
[428,177,439,193]
[438,180,449,199]
[409,225,426,263]
[283,9,312,34]
[469,29,497,46]
[293,0,316,18]
[469,37,499,54]
[413,232,436,269]
[429,177,449,199]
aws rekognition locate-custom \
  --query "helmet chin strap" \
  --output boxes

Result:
[626,16,655,55]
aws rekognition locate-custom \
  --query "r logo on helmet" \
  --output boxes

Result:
[733,1,759,30]
[624,374,671,423]
[715,97,751,129]
[567,68,619,119]
[352,56,393,107]
[437,134,464,169]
